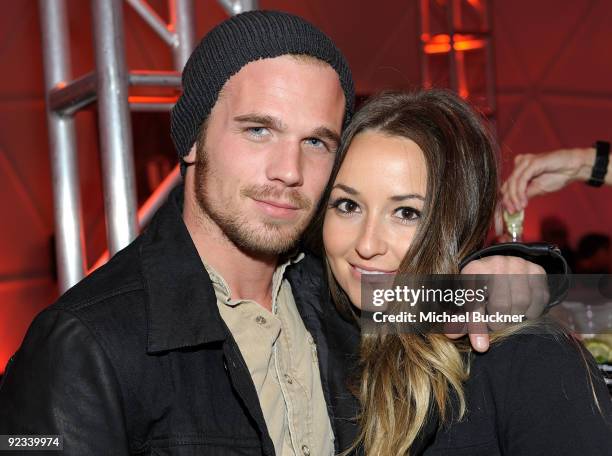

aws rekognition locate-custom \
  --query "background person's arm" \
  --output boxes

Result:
[0,309,130,455]
[502,147,612,214]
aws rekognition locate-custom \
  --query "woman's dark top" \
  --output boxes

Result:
[422,332,612,455]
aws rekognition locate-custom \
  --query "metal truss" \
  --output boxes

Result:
[39,0,257,292]
[418,0,497,119]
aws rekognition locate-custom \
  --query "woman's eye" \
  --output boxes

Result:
[393,207,421,223]
[330,198,360,215]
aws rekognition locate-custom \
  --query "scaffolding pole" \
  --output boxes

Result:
[92,0,139,255]
[39,0,86,291]
[217,0,258,15]
[126,0,177,46]
[171,0,196,69]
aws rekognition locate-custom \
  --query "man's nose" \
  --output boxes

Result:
[355,217,387,259]
[265,140,303,187]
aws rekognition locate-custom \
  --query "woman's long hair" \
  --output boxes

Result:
[310,89,500,455]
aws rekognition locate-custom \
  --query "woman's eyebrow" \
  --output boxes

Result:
[390,194,425,202]
[331,183,359,195]
[332,185,425,201]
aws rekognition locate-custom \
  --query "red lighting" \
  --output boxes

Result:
[422,33,486,54]
[128,95,179,104]
[467,0,483,11]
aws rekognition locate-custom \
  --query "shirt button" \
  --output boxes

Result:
[255,315,267,325]
[301,445,310,456]
[284,374,293,384]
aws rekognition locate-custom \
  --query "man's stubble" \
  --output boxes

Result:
[193,144,315,256]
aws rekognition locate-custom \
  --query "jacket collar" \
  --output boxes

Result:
[141,184,227,353]
[140,184,327,354]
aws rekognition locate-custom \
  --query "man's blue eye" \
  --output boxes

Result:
[305,138,325,148]
[248,127,267,136]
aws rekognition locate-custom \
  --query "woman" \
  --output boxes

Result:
[319,90,612,455]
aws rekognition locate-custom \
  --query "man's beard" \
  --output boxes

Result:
[194,147,314,256]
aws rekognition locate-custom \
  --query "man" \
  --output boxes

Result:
[0,11,567,455]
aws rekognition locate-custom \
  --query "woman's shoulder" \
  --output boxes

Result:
[471,326,605,398]
[448,325,612,455]
[479,327,581,363]
[465,324,612,454]
[474,326,598,380]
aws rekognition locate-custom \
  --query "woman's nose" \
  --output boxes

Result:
[354,218,387,259]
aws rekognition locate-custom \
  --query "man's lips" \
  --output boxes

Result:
[252,198,302,218]
[253,198,299,210]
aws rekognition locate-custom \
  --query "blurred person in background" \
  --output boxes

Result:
[539,216,577,272]
[576,233,611,274]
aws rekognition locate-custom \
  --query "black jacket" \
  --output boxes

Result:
[0,187,362,455]
[423,332,612,455]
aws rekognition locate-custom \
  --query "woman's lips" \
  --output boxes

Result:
[350,263,397,279]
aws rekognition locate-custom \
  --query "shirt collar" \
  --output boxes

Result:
[203,251,304,308]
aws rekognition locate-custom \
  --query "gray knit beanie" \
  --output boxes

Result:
[170,10,355,172]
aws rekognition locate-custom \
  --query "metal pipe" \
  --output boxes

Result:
[39,0,87,291]
[49,72,97,116]
[216,0,234,15]
[216,0,258,16]
[129,70,182,87]
[418,0,430,88]
[447,1,458,93]
[242,0,259,11]
[128,96,178,111]
[51,69,185,115]
[170,0,195,70]
[138,164,180,226]
[89,164,180,273]
[217,0,242,15]
[92,0,139,254]
[125,0,177,47]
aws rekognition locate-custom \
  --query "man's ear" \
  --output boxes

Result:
[184,143,197,165]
